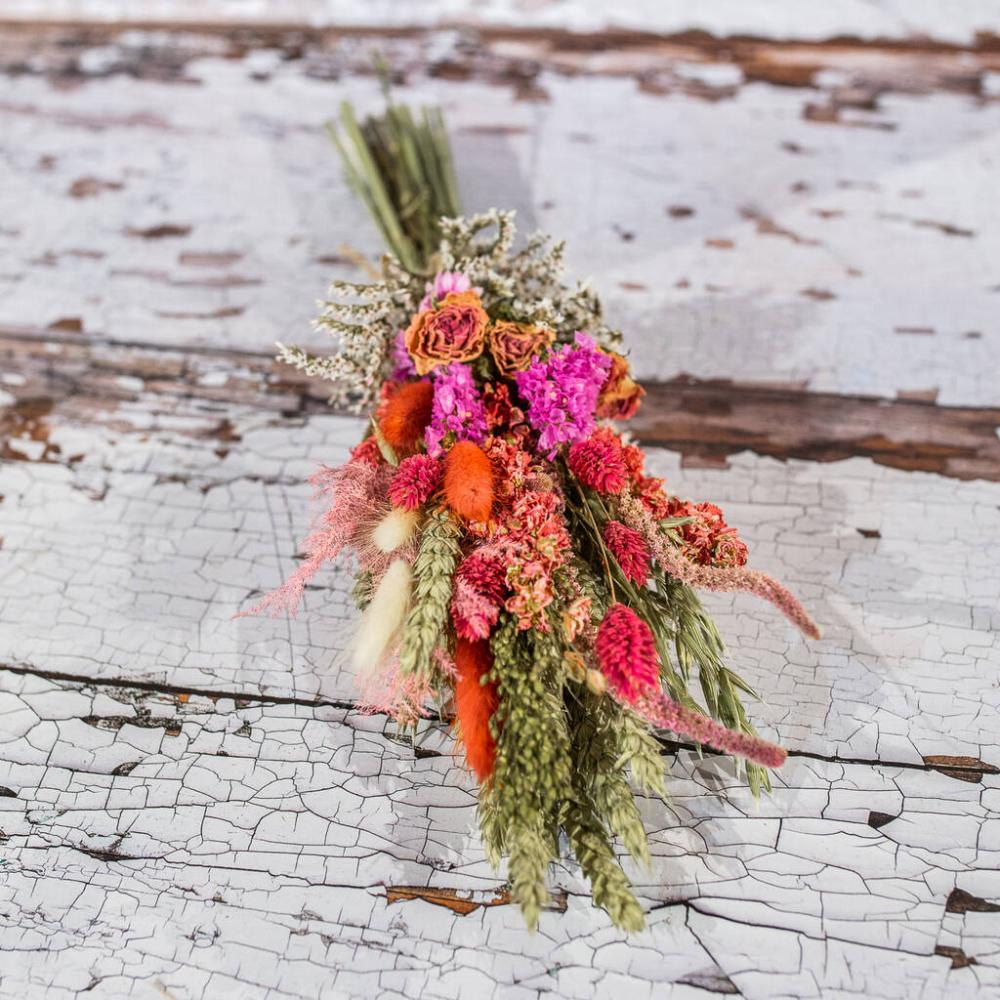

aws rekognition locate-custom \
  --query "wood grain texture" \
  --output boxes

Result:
[2,16,1000,1000]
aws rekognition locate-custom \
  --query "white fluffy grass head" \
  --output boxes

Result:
[351,558,412,678]
[371,507,420,554]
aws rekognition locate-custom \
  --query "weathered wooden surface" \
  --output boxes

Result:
[2,14,1000,1000]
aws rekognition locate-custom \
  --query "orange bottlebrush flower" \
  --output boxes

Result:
[379,380,434,455]
[443,440,494,522]
[453,638,499,782]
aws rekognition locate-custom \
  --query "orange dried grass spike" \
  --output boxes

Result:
[453,638,499,782]
[379,381,434,455]
[443,440,494,522]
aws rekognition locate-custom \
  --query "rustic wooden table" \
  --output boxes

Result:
[2,7,1000,999]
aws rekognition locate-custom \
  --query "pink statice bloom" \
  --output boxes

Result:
[515,333,612,457]
[424,363,488,458]
[419,271,472,311]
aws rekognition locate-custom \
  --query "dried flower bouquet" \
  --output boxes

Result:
[247,99,819,931]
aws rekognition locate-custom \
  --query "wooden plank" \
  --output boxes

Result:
[1,669,997,999]
[2,19,1000,999]
[0,25,999,404]
[1,375,998,765]
[3,2,1000,44]
[4,332,1000,481]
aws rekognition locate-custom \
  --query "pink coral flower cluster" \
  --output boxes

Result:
[667,498,749,567]
[492,489,571,630]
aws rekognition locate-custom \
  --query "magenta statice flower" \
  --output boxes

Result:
[419,271,472,311]
[390,329,417,381]
[425,363,489,457]
[515,332,612,457]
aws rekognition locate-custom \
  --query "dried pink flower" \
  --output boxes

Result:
[635,691,787,769]
[240,460,388,618]
[419,270,472,311]
[389,454,442,511]
[451,549,508,640]
[620,492,820,639]
[603,520,651,585]
[595,603,660,704]
[567,427,630,495]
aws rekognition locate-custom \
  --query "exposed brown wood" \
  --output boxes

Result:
[634,377,1000,482]
[3,332,999,483]
[1,21,1000,102]
[385,885,515,916]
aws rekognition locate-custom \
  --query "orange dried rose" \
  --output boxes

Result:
[596,350,645,420]
[486,320,555,377]
[404,290,488,375]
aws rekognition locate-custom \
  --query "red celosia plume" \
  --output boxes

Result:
[389,454,442,510]
[595,603,660,704]
[379,380,434,455]
[567,428,629,494]
[453,638,499,782]
[603,520,651,585]
[444,440,494,522]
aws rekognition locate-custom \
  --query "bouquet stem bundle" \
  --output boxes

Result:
[250,98,819,931]
[329,96,459,274]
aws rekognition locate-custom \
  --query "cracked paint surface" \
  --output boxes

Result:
[2,670,999,999]
[2,15,1000,1000]
[1,411,997,766]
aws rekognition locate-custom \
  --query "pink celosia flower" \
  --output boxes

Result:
[451,549,508,640]
[350,436,383,467]
[419,270,472,311]
[603,520,651,585]
[634,691,786,769]
[425,363,489,458]
[595,603,660,704]
[389,454,442,510]
[620,492,820,639]
[515,333,612,457]
[567,427,629,495]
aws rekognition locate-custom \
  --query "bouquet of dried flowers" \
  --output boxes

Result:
[247,97,819,931]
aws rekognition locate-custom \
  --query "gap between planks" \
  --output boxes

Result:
[2,660,996,781]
